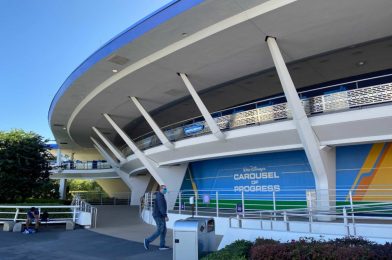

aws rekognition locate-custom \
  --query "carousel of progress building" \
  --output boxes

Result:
[49,0,392,245]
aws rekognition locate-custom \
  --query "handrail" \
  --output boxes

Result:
[0,205,79,223]
[72,191,131,206]
[0,205,78,209]
[52,161,112,170]
[226,201,392,237]
[142,188,392,238]
[121,73,392,154]
[132,73,392,142]
[72,194,98,227]
[143,188,392,220]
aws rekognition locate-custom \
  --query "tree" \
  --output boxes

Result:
[0,129,59,202]
[68,179,103,192]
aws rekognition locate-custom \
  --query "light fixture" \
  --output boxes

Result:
[356,61,366,67]
[112,69,118,73]
[62,127,66,130]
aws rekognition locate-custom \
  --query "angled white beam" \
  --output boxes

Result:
[92,127,126,162]
[266,36,335,212]
[90,137,121,166]
[92,141,135,194]
[92,140,119,168]
[130,97,174,150]
[103,113,165,184]
[178,73,225,140]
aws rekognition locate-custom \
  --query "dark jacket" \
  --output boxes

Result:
[152,191,167,218]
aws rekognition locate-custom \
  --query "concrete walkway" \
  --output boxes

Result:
[0,206,173,260]
[91,205,173,247]
[0,226,171,260]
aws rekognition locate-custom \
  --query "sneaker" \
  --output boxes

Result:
[159,246,170,250]
[144,239,149,250]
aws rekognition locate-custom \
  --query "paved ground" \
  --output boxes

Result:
[0,206,173,260]
[91,205,173,247]
[0,226,171,260]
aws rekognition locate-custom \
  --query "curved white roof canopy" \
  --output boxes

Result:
[49,0,392,149]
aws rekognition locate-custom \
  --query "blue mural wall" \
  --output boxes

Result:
[181,144,377,201]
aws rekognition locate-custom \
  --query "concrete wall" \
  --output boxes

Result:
[96,179,131,198]
[141,209,392,249]
[50,148,103,161]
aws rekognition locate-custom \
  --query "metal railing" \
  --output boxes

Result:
[143,188,392,218]
[51,161,112,171]
[71,194,98,228]
[143,188,392,238]
[71,191,131,206]
[0,205,79,223]
[228,201,392,237]
[63,161,111,170]
[122,73,392,155]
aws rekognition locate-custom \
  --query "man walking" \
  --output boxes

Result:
[144,185,170,250]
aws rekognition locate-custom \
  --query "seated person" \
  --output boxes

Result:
[26,207,40,231]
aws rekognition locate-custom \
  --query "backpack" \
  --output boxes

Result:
[41,211,49,222]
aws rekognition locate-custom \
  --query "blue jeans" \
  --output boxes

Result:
[146,216,166,247]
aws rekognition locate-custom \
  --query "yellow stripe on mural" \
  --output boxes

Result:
[187,167,198,197]
[361,143,392,201]
[348,143,385,201]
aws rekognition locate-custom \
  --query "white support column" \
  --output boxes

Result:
[266,37,336,213]
[92,141,119,168]
[92,142,137,202]
[128,174,152,205]
[56,148,66,199]
[178,73,225,140]
[103,113,166,184]
[59,179,67,200]
[92,142,139,202]
[103,113,188,209]
[56,148,62,169]
[92,127,126,162]
[130,96,174,150]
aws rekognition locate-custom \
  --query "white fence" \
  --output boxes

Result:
[0,197,97,228]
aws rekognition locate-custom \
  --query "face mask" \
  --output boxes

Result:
[162,188,168,194]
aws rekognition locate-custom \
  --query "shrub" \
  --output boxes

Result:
[201,240,252,260]
[24,198,63,204]
[250,243,291,260]
[250,237,392,260]
[205,237,392,260]
[254,238,280,246]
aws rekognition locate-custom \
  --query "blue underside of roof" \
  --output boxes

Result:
[48,0,204,123]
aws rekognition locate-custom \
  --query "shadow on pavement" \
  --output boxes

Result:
[0,226,172,260]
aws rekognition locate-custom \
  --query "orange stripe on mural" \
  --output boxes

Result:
[349,143,385,201]
[361,143,392,201]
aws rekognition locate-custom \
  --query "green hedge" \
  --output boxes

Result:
[201,240,252,260]
[202,237,392,260]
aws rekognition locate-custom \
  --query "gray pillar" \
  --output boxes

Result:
[266,36,336,213]
[179,73,225,140]
[130,97,174,150]
[59,179,67,200]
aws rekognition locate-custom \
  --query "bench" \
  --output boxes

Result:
[12,220,75,232]
[2,221,15,232]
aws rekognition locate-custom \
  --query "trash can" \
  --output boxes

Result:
[173,217,216,260]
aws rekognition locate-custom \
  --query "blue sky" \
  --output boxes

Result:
[0,0,171,141]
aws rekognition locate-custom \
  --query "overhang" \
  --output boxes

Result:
[49,0,392,149]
